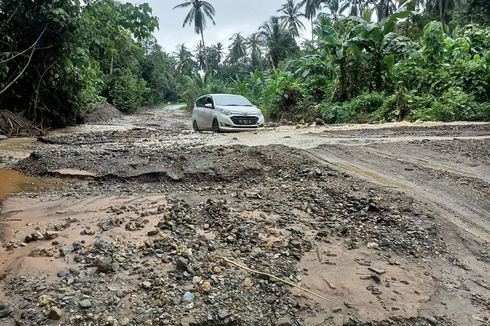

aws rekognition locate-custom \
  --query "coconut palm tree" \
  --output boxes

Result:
[174,44,195,75]
[323,0,350,21]
[213,42,225,63]
[228,33,247,63]
[300,0,323,39]
[173,0,216,68]
[247,33,264,69]
[194,42,207,70]
[260,16,299,66]
[277,0,306,38]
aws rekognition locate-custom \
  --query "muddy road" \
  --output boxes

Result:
[0,106,488,326]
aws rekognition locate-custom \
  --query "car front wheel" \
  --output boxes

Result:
[212,119,220,133]
[193,120,199,132]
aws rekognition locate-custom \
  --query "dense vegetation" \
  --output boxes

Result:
[1,0,489,127]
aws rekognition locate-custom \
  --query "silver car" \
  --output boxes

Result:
[192,94,265,132]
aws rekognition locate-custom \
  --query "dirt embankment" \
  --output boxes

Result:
[0,108,488,326]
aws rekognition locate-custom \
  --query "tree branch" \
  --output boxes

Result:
[0,27,48,64]
[0,26,47,96]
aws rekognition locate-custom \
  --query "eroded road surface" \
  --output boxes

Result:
[0,106,489,326]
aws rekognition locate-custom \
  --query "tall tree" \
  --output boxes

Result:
[173,0,216,69]
[260,16,299,66]
[300,0,323,39]
[228,33,247,63]
[247,33,264,69]
[277,0,306,38]
[323,0,350,21]
[174,44,195,75]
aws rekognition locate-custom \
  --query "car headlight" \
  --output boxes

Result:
[221,109,232,116]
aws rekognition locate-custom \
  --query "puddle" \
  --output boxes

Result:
[0,168,54,200]
[0,137,36,159]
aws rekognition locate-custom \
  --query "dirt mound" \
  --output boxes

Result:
[84,103,122,124]
[0,110,43,136]
[16,144,314,182]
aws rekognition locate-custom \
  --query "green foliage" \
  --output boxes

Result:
[320,92,385,123]
[108,69,148,112]
[412,88,490,122]
[261,70,304,119]
[0,0,175,127]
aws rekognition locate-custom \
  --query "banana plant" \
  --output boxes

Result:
[314,14,356,100]
[348,11,413,90]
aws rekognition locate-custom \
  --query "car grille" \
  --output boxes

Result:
[230,116,259,126]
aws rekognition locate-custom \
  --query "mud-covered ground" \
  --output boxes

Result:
[0,107,488,326]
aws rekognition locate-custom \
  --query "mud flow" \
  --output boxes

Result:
[0,107,488,326]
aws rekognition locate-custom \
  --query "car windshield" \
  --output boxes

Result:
[213,95,253,106]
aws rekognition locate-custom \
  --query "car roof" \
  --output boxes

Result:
[198,94,243,98]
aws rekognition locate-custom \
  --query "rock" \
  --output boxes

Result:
[367,242,379,249]
[38,294,53,306]
[212,266,222,274]
[59,245,74,257]
[218,308,229,319]
[94,238,106,249]
[175,257,188,272]
[0,135,7,140]
[0,307,13,319]
[95,257,119,273]
[243,277,253,288]
[147,229,159,236]
[201,281,212,293]
[315,118,325,126]
[78,299,92,309]
[368,267,386,275]
[141,281,152,290]
[57,269,71,278]
[120,317,131,326]
[48,307,62,320]
[180,316,198,326]
[182,292,194,302]
[276,316,294,326]
[0,301,13,319]
[72,240,84,251]
[192,276,202,284]
[125,221,137,231]
[44,231,59,240]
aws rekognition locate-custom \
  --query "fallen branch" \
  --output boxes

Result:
[214,255,335,303]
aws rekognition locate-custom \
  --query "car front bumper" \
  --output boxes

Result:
[217,114,265,131]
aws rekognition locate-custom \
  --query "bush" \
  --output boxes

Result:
[412,87,490,121]
[320,92,385,123]
[107,69,148,112]
[261,70,304,120]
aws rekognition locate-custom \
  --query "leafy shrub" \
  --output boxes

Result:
[261,70,304,120]
[412,87,490,121]
[320,92,385,123]
[108,69,148,112]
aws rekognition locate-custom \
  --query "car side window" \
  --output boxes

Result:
[196,97,204,107]
[205,97,213,108]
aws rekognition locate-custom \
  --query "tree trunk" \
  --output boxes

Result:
[339,57,348,100]
[439,0,445,24]
[311,19,314,41]
[200,30,207,72]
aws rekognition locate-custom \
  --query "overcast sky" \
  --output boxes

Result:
[127,0,311,54]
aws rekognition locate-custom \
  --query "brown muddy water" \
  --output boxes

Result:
[0,168,54,200]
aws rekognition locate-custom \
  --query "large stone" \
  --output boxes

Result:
[48,306,63,320]
[78,299,92,309]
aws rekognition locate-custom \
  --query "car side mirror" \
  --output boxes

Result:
[204,103,213,109]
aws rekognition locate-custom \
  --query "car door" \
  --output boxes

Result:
[202,96,215,130]
[194,97,205,128]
